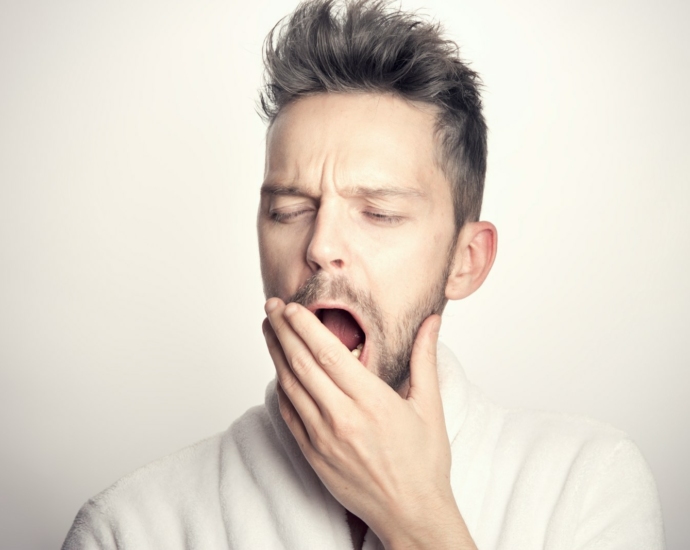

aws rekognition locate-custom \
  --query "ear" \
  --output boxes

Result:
[445,221,497,301]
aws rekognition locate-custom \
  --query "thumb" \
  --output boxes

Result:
[407,314,442,405]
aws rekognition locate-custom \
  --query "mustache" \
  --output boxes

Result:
[287,272,384,334]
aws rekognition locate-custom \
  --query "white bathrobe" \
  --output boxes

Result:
[62,344,665,549]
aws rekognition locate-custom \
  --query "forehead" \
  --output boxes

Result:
[264,92,448,195]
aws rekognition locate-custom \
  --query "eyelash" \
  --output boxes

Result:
[269,209,312,223]
[268,208,403,225]
[363,211,403,224]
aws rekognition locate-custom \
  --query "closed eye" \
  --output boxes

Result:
[269,208,315,223]
[363,211,404,225]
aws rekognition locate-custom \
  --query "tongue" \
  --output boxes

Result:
[320,309,364,351]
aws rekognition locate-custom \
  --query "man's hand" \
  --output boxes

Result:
[263,298,477,550]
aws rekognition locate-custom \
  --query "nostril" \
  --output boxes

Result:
[305,214,348,272]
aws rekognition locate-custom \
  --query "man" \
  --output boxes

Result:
[63,1,664,549]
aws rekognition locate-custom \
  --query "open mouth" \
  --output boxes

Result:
[315,308,365,359]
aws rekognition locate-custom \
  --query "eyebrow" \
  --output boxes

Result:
[260,184,314,198]
[260,183,425,199]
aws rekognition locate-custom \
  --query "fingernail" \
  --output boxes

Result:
[265,299,279,313]
[284,302,299,317]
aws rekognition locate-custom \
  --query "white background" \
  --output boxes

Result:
[1,0,688,548]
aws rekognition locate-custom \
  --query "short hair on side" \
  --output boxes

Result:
[259,0,488,230]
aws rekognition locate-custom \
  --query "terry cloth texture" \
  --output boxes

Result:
[62,343,665,549]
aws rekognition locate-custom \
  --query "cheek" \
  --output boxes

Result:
[372,228,453,300]
[258,226,288,288]
[360,236,427,295]
[258,223,312,297]
[259,222,302,261]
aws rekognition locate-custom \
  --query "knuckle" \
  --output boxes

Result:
[277,397,293,422]
[290,350,314,376]
[316,344,344,369]
[278,371,300,393]
[366,396,386,416]
[330,416,355,440]
[310,430,331,456]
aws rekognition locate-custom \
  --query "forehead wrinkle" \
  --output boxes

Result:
[320,137,429,200]
[265,93,444,203]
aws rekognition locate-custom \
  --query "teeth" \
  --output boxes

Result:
[351,343,363,359]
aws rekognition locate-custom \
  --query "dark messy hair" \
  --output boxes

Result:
[259,0,487,230]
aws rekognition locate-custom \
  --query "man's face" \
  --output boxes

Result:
[258,93,458,388]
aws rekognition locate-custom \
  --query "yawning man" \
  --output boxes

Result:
[63,1,665,549]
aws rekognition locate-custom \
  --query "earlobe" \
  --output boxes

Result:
[445,221,498,301]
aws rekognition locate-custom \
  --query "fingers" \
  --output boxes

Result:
[264,299,348,413]
[275,382,311,451]
[407,314,442,408]
[263,317,322,430]
[281,302,380,399]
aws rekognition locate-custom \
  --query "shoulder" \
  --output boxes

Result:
[453,381,664,548]
[63,405,270,550]
[460,382,648,470]
[501,406,630,457]
[93,404,268,505]
[484,403,657,494]
[497,406,659,490]
[490,405,664,548]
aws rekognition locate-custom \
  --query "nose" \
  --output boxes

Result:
[306,204,349,273]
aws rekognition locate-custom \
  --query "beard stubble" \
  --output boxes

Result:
[284,247,454,390]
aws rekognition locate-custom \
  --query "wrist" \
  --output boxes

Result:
[375,496,477,550]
